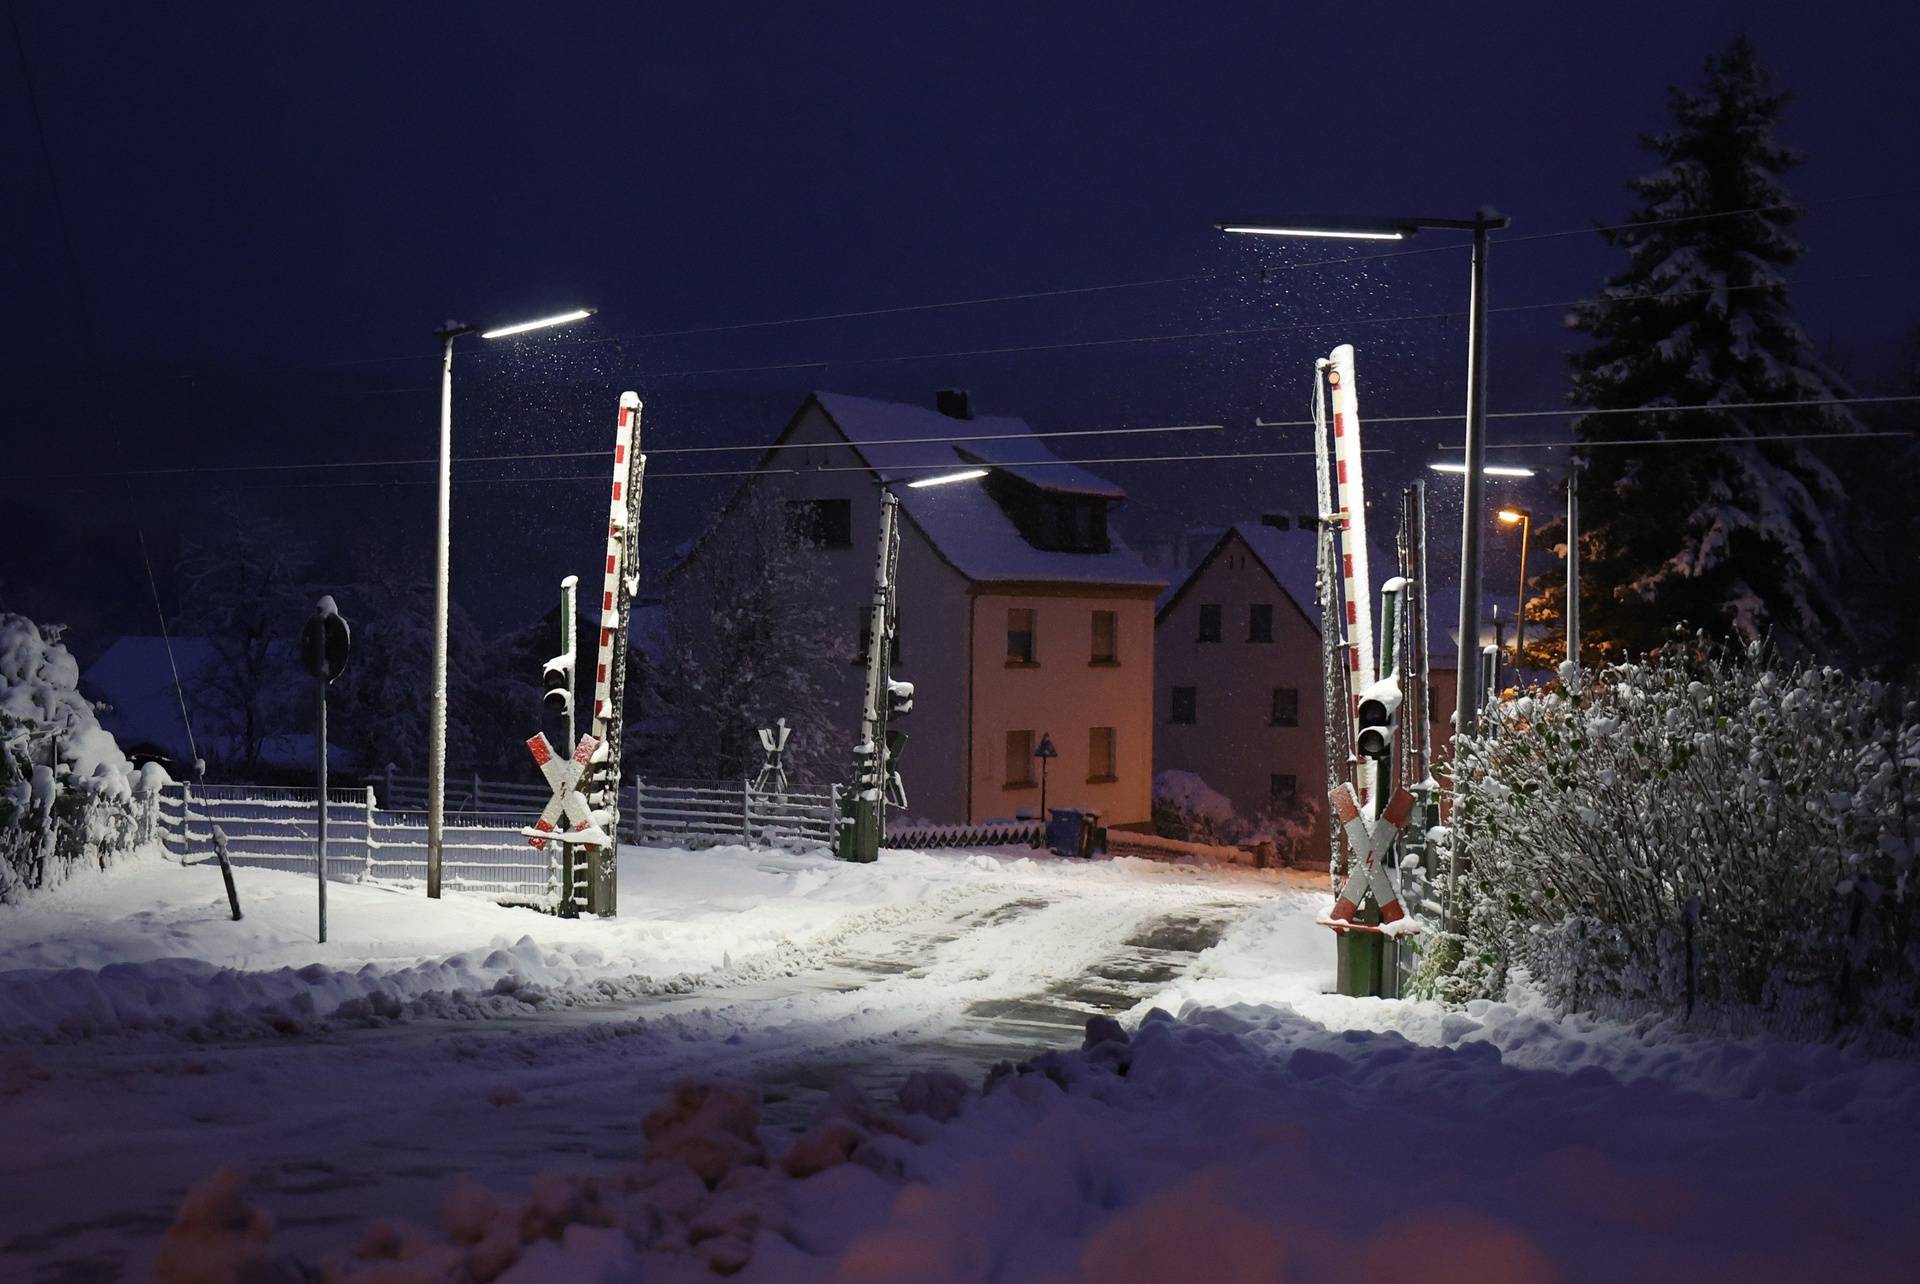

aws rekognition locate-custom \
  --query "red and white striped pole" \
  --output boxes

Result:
[1326,344,1375,804]
[591,392,642,738]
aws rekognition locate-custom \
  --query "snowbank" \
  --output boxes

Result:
[0,842,1002,1041]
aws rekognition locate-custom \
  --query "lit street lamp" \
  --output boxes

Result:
[1428,462,1534,478]
[427,306,595,899]
[1497,508,1533,675]
[1220,211,1509,739]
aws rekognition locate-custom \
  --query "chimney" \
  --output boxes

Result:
[936,388,973,420]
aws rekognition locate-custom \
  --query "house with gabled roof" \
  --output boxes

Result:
[1154,518,1330,858]
[668,390,1165,828]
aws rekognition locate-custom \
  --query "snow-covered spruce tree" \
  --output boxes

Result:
[645,486,846,784]
[1528,37,1859,666]
[1417,637,1917,1046]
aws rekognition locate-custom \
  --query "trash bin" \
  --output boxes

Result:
[1045,808,1101,859]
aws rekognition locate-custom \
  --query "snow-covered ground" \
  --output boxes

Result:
[3,843,1916,1282]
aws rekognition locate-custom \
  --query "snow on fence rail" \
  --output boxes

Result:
[378,769,551,815]
[628,778,835,850]
[156,783,554,904]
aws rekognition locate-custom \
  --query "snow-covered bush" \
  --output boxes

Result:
[1,615,159,902]
[1423,637,1918,1046]
[1151,769,1237,845]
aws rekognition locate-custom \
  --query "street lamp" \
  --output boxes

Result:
[427,306,596,898]
[1219,210,1509,740]
[1427,462,1534,478]
[907,467,990,489]
[1497,508,1532,675]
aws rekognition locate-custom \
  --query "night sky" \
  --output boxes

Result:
[6,1,1917,644]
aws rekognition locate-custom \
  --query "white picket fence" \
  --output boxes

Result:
[629,777,835,850]
[156,783,555,904]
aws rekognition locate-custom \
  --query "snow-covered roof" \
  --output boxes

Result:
[1157,522,1323,632]
[808,393,1163,590]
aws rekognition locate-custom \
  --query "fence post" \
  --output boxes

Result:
[363,785,376,880]
[632,776,644,845]
[743,778,753,843]
[471,772,482,813]
[384,762,396,809]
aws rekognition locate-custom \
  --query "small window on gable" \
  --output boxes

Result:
[1197,604,1222,643]
[1249,604,1274,643]
[789,498,853,548]
[1270,687,1299,727]
[1170,686,1197,725]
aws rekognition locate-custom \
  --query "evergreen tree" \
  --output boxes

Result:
[1528,37,1858,666]
[645,486,847,783]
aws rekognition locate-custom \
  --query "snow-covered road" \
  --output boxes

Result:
[0,844,1308,1280]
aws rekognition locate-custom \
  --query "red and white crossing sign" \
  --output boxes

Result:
[524,732,609,850]
[1323,782,1414,929]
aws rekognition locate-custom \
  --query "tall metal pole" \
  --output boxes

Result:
[1565,462,1581,688]
[1452,215,1493,739]
[315,677,328,943]
[1512,511,1531,674]
[427,329,456,899]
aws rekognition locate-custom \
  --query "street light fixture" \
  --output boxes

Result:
[1219,210,1509,741]
[427,306,596,899]
[907,467,990,489]
[1497,508,1533,675]
[1427,462,1535,478]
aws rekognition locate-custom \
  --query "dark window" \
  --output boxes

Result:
[1007,608,1036,664]
[1248,604,1274,643]
[1170,686,1197,725]
[789,498,852,548]
[1270,687,1299,727]
[1270,773,1297,805]
[1088,726,1116,781]
[1091,610,1117,664]
[1005,729,1036,786]
[1197,604,1222,643]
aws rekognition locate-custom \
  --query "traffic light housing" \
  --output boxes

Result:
[543,655,574,716]
[886,678,914,719]
[1355,677,1401,761]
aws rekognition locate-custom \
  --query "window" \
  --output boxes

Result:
[1091,610,1117,664]
[1088,726,1117,781]
[1007,608,1036,664]
[1270,687,1299,727]
[1170,686,1196,725]
[1248,604,1274,643]
[789,498,852,548]
[1270,773,1297,805]
[1005,729,1036,786]
[1197,604,1222,643]
[854,611,901,665]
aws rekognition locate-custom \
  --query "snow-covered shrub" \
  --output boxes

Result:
[1425,637,1918,1046]
[0,615,158,902]
[1151,769,1237,845]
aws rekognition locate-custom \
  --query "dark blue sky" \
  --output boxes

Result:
[6,1,1917,640]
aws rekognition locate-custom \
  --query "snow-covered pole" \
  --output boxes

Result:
[838,490,900,863]
[1326,345,1376,804]
[1565,459,1581,690]
[582,391,645,915]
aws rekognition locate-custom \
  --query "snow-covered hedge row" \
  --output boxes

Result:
[1423,638,1918,1046]
[1,615,163,902]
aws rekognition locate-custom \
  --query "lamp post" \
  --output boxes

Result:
[1220,211,1508,741]
[1497,507,1532,676]
[427,308,594,899]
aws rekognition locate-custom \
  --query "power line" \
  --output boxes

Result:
[1258,393,1920,432]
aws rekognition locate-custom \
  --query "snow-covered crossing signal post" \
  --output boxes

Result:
[1313,346,1417,996]
[300,596,350,944]
[541,391,644,915]
[837,489,903,863]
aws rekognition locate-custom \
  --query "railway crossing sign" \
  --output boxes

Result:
[1323,782,1415,930]
[524,732,609,850]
